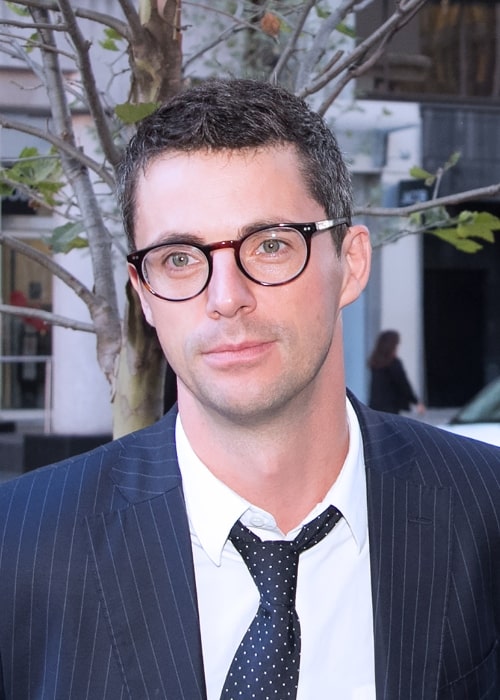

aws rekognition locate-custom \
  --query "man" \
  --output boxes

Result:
[0,79,498,700]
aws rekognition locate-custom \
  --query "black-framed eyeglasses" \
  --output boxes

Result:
[127,218,348,302]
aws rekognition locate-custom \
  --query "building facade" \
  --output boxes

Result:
[1,0,499,438]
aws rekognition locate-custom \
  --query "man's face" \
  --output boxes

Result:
[129,146,369,425]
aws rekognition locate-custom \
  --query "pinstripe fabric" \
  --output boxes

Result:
[359,399,500,699]
[0,398,499,699]
[0,412,206,700]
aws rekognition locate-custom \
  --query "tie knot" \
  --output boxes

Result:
[228,505,342,608]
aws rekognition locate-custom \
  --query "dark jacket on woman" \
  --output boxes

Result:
[369,357,418,414]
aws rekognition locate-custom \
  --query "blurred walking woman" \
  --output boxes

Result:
[368,330,425,415]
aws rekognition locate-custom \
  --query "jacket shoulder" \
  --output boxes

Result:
[351,392,500,490]
[0,409,179,523]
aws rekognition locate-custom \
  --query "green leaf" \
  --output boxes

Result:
[18,146,39,159]
[0,182,15,197]
[444,151,461,170]
[336,22,356,38]
[456,211,499,243]
[6,147,63,202]
[315,6,331,19]
[35,183,62,206]
[48,222,88,254]
[25,32,39,53]
[426,209,499,253]
[409,166,435,183]
[115,102,160,124]
[428,227,483,253]
[100,27,123,50]
[418,205,450,227]
[100,38,119,51]
[457,209,474,223]
[6,2,29,16]
[0,147,64,208]
[104,27,123,41]
[476,211,500,229]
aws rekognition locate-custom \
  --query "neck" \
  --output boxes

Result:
[178,376,349,533]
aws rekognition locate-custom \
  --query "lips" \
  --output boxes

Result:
[202,340,274,366]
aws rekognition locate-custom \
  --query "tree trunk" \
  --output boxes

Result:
[113,0,183,435]
[112,284,166,438]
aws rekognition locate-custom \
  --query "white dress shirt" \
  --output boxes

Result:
[176,399,376,700]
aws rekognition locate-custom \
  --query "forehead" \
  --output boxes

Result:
[133,146,323,247]
[139,145,305,190]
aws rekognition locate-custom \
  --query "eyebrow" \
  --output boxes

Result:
[149,219,289,247]
[153,232,206,247]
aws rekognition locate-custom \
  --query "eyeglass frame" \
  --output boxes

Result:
[127,217,349,302]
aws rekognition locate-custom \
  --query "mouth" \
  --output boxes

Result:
[202,340,274,367]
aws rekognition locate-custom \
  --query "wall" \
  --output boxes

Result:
[336,101,425,405]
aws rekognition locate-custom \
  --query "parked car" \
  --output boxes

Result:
[438,377,500,447]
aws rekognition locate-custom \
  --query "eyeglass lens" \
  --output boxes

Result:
[142,226,309,301]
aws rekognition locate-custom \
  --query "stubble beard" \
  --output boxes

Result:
[178,324,334,430]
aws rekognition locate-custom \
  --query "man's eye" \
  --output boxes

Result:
[167,252,192,267]
[257,238,286,254]
[154,247,203,270]
[262,239,282,253]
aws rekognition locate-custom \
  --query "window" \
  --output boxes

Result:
[0,236,52,412]
[356,0,500,102]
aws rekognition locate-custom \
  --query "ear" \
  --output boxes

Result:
[127,262,156,327]
[339,225,371,309]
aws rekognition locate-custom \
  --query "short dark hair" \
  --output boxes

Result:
[117,78,353,252]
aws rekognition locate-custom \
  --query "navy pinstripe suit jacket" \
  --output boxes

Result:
[0,396,499,699]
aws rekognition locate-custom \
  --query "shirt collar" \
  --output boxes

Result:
[176,398,368,566]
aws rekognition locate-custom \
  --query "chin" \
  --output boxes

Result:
[203,385,301,426]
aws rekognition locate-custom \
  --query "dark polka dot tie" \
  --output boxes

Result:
[220,505,342,699]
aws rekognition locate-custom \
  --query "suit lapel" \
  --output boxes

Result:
[85,397,454,699]
[366,468,452,699]
[85,409,207,700]
[353,399,453,700]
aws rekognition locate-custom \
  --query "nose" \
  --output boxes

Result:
[205,249,257,318]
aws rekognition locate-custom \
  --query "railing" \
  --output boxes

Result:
[0,355,52,433]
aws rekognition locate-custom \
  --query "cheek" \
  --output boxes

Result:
[149,306,192,366]
[303,261,343,318]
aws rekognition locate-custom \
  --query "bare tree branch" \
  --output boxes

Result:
[355,182,500,218]
[28,5,121,381]
[116,0,143,40]
[2,0,131,40]
[271,0,316,84]
[298,0,428,112]
[183,23,246,71]
[56,0,122,168]
[182,2,262,71]
[0,233,96,305]
[0,30,76,63]
[0,25,69,88]
[295,0,354,92]
[0,18,67,31]
[0,304,95,332]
